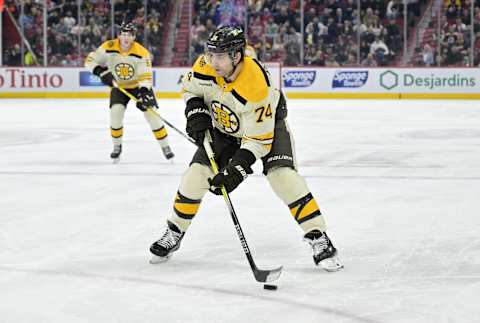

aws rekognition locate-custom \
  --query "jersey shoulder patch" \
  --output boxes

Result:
[100,39,120,52]
[192,55,217,79]
[232,57,269,103]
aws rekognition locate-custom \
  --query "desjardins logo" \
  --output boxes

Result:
[380,70,398,90]
[380,70,476,90]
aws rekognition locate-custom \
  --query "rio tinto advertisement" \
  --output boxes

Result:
[0,67,179,94]
[0,68,65,89]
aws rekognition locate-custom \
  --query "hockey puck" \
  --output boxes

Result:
[263,284,278,290]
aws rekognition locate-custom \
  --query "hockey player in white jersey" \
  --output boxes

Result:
[85,22,174,162]
[149,26,343,272]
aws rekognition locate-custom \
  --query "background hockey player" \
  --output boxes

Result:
[245,43,257,59]
[149,26,343,272]
[85,22,174,162]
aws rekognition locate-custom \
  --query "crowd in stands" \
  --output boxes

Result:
[417,0,480,67]
[188,0,425,67]
[2,0,170,66]
[2,0,479,67]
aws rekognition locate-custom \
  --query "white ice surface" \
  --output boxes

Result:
[1,99,480,323]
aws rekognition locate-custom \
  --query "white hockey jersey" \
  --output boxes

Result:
[182,55,281,159]
[85,39,153,89]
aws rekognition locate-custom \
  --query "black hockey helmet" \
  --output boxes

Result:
[119,21,136,36]
[206,26,246,57]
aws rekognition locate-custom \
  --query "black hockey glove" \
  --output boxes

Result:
[185,97,212,145]
[209,149,256,195]
[93,65,114,87]
[136,87,156,111]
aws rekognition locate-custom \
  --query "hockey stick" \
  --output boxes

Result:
[203,131,283,283]
[115,86,196,145]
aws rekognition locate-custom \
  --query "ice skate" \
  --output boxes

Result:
[304,230,343,272]
[162,145,175,161]
[110,144,122,163]
[149,220,184,264]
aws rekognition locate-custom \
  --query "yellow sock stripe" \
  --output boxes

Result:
[173,192,201,220]
[290,205,301,218]
[111,127,123,138]
[153,126,168,140]
[174,202,200,217]
[296,198,320,221]
[289,193,321,224]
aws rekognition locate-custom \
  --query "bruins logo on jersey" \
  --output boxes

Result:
[211,101,239,134]
[114,63,135,80]
[198,56,207,67]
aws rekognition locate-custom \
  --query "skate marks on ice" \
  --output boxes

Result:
[398,128,480,140]
[0,264,380,323]
[0,128,80,147]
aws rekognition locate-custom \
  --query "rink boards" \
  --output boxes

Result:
[1,66,480,100]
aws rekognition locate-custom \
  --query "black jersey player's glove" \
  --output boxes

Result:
[185,97,212,145]
[209,149,256,195]
[136,87,157,111]
[93,65,114,87]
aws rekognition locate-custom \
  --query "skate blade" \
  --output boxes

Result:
[318,255,344,272]
[112,157,120,164]
[149,254,171,264]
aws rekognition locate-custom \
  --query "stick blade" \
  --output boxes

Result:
[254,266,283,283]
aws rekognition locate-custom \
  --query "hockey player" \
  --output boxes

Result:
[149,26,343,272]
[85,22,174,162]
[245,43,257,59]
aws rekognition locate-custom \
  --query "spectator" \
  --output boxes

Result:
[361,52,378,66]
[344,0,356,21]
[370,36,389,64]
[363,7,379,27]
[422,43,435,66]
[445,3,458,20]
[63,11,76,31]
[385,18,401,54]
[4,44,22,66]
[325,54,340,67]
[386,0,400,20]
[342,20,355,38]
[455,17,468,33]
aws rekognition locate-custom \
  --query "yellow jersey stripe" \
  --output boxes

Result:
[245,132,274,141]
[243,132,274,146]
